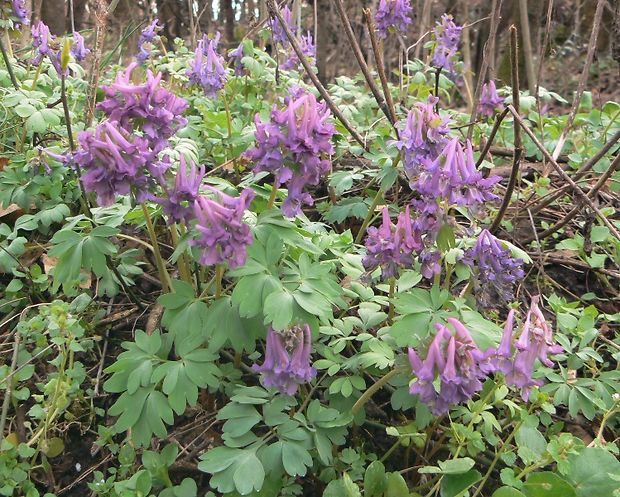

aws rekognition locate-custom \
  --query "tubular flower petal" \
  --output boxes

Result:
[478,81,504,117]
[187,32,227,98]
[431,14,462,76]
[376,0,413,39]
[156,156,205,223]
[137,19,162,63]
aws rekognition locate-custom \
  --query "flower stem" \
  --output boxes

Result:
[215,264,224,298]
[388,277,396,324]
[170,223,192,285]
[351,368,399,416]
[0,31,18,90]
[354,189,384,244]
[141,203,172,293]
[266,179,279,209]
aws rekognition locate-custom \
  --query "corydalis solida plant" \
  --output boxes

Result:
[137,18,162,63]
[246,88,335,217]
[431,14,462,76]
[375,0,413,39]
[187,32,227,98]
[252,324,317,395]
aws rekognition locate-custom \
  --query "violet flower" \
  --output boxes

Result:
[478,81,504,117]
[187,32,227,98]
[246,89,334,217]
[462,229,525,307]
[431,14,462,76]
[409,320,485,415]
[506,296,563,401]
[253,324,317,395]
[228,43,247,77]
[376,0,413,39]
[191,187,254,268]
[98,63,188,153]
[31,21,62,74]
[137,18,162,64]
[281,32,316,71]
[479,310,516,375]
[157,156,205,223]
[363,206,419,280]
[12,0,29,26]
[71,32,90,62]
[271,5,295,45]
[392,95,450,180]
[75,122,158,206]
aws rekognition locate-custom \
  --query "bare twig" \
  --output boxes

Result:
[490,26,521,234]
[508,105,620,241]
[550,0,605,162]
[518,0,536,95]
[265,0,368,150]
[0,332,20,445]
[475,107,510,167]
[334,0,394,126]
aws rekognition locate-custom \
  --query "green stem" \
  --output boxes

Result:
[215,265,224,299]
[170,223,192,285]
[141,203,172,293]
[30,63,43,91]
[355,188,384,244]
[351,368,399,416]
[388,277,396,324]
[267,179,279,209]
[0,30,18,89]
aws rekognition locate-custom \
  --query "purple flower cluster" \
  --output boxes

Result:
[477,81,504,117]
[253,324,317,395]
[246,89,335,217]
[137,18,162,64]
[281,32,316,71]
[431,14,462,76]
[408,319,486,415]
[481,296,563,401]
[12,0,29,26]
[271,5,296,45]
[228,43,247,77]
[187,32,227,98]
[71,32,90,62]
[363,206,420,280]
[462,229,525,307]
[376,0,413,39]
[157,156,205,223]
[392,95,450,180]
[191,187,254,268]
[97,62,188,153]
[31,21,62,74]
[74,122,158,206]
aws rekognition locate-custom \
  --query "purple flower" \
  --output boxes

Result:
[31,21,62,74]
[246,89,334,217]
[137,19,162,63]
[75,122,158,206]
[97,63,188,153]
[478,81,504,117]
[431,14,462,76]
[376,0,413,39]
[157,156,205,223]
[187,32,227,98]
[228,43,247,77]
[392,95,450,180]
[507,296,562,400]
[12,0,29,26]
[253,324,317,395]
[281,32,316,71]
[409,320,485,415]
[191,187,254,268]
[462,230,525,307]
[71,32,90,62]
[271,5,296,45]
[363,206,420,280]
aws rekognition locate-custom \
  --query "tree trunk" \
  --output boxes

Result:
[40,0,66,35]
[222,0,235,42]
[316,0,330,84]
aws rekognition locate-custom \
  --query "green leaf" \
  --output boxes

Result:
[323,473,361,497]
[515,426,547,465]
[384,472,409,497]
[420,458,475,475]
[566,448,620,497]
[441,470,482,497]
[523,472,576,497]
[492,489,527,497]
[263,289,295,331]
[281,441,312,477]
[364,460,387,497]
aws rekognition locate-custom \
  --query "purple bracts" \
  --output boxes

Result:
[480,310,516,375]
[462,229,525,307]
[71,32,90,62]
[478,81,504,117]
[246,89,335,217]
[281,32,316,71]
[363,206,419,280]
[191,187,254,268]
[431,14,462,75]
[409,319,485,415]
[187,32,227,98]
[31,21,62,74]
[376,0,413,39]
[392,95,450,180]
[158,156,205,224]
[228,43,246,77]
[253,325,317,395]
[137,19,162,63]
[98,63,188,153]
[12,0,29,25]
[75,122,156,206]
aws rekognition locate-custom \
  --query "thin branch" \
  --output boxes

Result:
[0,33,19,89]
[490,26,521,234]
[475,107,510,168]
[265,0,368,151]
